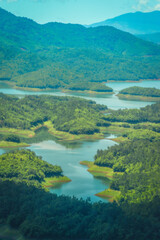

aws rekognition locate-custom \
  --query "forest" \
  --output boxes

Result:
[0,149,63,188]
[0,6,160,240]
[1,7,160,91]
[119,86,160,97]
[0,145,160,240]
[94,140,160,203]
[105,102,160,123]
[0,93,109,136]
[0,94,160,239]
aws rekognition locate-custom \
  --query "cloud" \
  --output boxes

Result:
[154,3,160,10]
[139,0,149,5]
[132,0,160,12]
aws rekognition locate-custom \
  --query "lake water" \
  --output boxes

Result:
[1,80,160,109]
[0,80,160,202]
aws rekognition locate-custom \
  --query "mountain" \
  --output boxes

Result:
[89,11,160,35]
[1,7,160,90]
[137,32,160,44]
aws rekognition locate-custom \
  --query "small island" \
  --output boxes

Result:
[117,86,160,101]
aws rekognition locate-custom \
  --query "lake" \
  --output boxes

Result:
[1,80,160,109]
[0,79,160,202]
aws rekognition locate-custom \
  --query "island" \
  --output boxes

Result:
[117,86,160,101]
[0,93,111,147]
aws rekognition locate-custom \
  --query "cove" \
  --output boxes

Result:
[28,136,116,202]
[0,133,117,203]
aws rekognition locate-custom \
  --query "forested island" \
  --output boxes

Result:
[0,93,110,147]
[118,86,160,101]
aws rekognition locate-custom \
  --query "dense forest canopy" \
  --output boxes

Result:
[119,86,160,97]
[0,93,109,135]
[105,102,160,123]
[0,146,160,240]
[0,149,62,187]
[94,139,160,204]
[1,7,160,90]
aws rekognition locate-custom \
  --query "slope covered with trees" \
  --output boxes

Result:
[1,7,160,90]
[0,149,62,187]
[0,148,159,240]
[0,93,109,136]
[105,102,160,123]
[119,86,160,97]
[94,139,160,205]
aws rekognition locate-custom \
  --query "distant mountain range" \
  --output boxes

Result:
[88,11,160,35]
[137,32,160,44]
[1,7,160,90]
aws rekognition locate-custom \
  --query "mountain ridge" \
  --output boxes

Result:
[88,11,160,35]
[1,7,160,90]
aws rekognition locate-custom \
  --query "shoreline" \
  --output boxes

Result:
[117,93,160,101]
[107,78,160,83]
[2,78,160,94]
[80,161,120,202]
[14,86,114,95]
[42,176,71,188]
[0,141,29,148]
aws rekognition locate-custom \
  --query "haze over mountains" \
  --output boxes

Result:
[88,11,160,34]
[88,11,160,44]
[1,7,160,90]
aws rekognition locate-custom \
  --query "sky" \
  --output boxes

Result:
[0,0,160,25]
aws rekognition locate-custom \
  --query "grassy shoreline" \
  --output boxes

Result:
[42,176,71,188]
[62,89,114,95]
[13,85,113,95]
[95,189,120,202]
[0,141,29,148]
[44,121,105,141]
[117,93,160,101]
[80,160,114,179]
[107,78,160,83]
[80,161,120,202]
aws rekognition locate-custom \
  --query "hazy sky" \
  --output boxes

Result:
[0,0,160,25]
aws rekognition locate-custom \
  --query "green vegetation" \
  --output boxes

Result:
[0,176,160,239]
[80,161,114,179]
[42,176,71,188]
[0,149,64,188]
[1,8,160,92]
[118,86,160,100]
[105,102,160,123]
[95,189,120,202]
[94,140,160,204]
[0,96,160,239]
[0,93,110,142]
[0,141,28,148]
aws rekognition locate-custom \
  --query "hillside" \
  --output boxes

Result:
[89,11,160,35]
[1,7,160,89]
[137,32,160,44]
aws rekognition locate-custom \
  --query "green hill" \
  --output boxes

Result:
[1,7,160,90]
